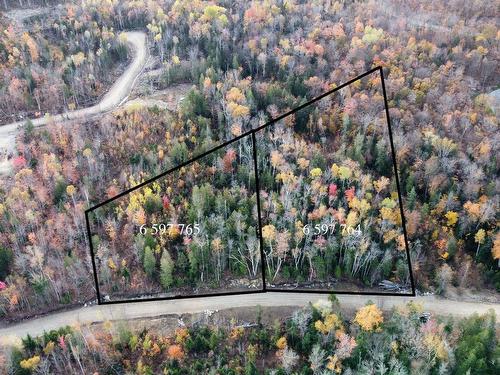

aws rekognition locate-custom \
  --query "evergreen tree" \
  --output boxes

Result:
[407,187,417,210]
[0,246,13,279]
[453,312,499,375]
[375,140,390,175]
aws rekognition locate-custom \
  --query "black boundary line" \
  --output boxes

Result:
[252,132,268,291]
[267,289,414,297]
[379,66,416,297]
[100,289,267,305]
[85,65,415,305]
[85,210,102,303]
[260,66,414,297]
[93,134,266,305]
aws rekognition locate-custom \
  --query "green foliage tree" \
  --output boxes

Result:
[407,187,417,210]
[160,250,174,289]
[0,246,13,279]
[143,246,156,279]
[53,180,67,206]
[181,89,208,119]
[453,311,499,375]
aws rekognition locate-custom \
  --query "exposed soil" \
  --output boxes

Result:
[101,277,263,303]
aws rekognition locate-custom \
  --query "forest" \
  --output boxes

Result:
[257,71,411,291]
[0,2,128,124]
[2,297,499,374]
[88,135,262,301]
[0,0,498,319]
[89,68,411,301]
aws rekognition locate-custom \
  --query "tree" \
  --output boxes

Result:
[454,312,499,375]
[445,211,458,227]
[280,347,299,373]
[160,250,174,289]
[143,246,156,278]
[167,344,184,360]
[353,303,383,331]
[435,263,454,295]
[475,229,486,257]
[407,187,417,210]
[19,355,41,371]
[315,313,342,334]
[492,232,500,267]
[308,344,327,373]
[0,247,13,280]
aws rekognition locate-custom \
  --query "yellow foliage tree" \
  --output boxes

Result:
[353,304,383,331]
[310,168,322,178]
[463,201,481,220]
[270,151,285,168]
[20,356,41,370]
[383,229,399,244]
[424,333,448,360]
[230,326,244,340]
[374,176,390,193]
[326,354,342,373]
[262,225,276,242]
[475,229,486,256]
[345,211,358,228]
[107,258,117,270]
[228,102,250,118]
[66,185,76,196]
[315,313,342,334]
[444,211,458,227]
[83,148,92,158]
[276,336,287,349]
[297,158,310,170]
[226,87,245,103]
[167,225,180,239]
[22,32,39,62]
[211,237,223,253]
[338,166,352,180]
[43,341,55,355]
[71,51,85,66]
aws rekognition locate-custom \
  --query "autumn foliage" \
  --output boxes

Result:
[0,0,498,320]
[4,300,498,374]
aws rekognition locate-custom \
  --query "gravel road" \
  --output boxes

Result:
[1,293,499,347]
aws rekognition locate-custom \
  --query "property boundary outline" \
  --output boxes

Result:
[85,66,416,305]
[85,134,267,304]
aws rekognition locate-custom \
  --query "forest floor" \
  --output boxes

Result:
[1,293,499,347]
[125,83,192,112]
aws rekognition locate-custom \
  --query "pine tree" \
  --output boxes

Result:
[0,247,13,280]
[375,140,390,175]
[407,187,417,210]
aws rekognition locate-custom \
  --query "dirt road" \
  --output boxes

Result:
[1,293,498,347]
[0,31,148,174]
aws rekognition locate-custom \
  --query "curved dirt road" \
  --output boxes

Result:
[0,31,148,173]
[1,293,499,346]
